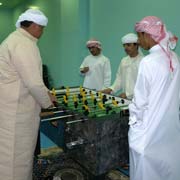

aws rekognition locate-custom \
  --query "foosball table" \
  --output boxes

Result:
[40,86,130,179]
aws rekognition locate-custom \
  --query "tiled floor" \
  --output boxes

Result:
[106,170,129,180]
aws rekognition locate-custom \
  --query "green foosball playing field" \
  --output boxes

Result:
[53,86,130,118]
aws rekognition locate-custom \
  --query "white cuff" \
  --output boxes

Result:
[129,115,137,125]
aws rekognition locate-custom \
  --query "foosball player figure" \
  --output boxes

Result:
[82,88,87,95]
[90,92,95,101]
[63,95,68,107]
[106,106,112,114]
[80,88,86,97]
[89,90,92,95]
[112,99,118,107]
[74,101,78,108]
[98,102,105,110]
[82,104,90,116]
[84,99,88,105]
[96,92,99,97]
[73,95,78,108]
[82,96,88,105]
[51,88,56,97]
[66,87,70,97]
[102,94,108,104]
[121,99,125,104]
[78,93,83,103]
[99,92,103,100]
[93,98,97,107]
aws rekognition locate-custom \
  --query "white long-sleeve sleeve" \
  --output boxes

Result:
[128,60,150,125]
[103,59,111,88]
[11,30,52,109]
[110,61,122,93]
[110,54,143,98]
[79,54,111,90]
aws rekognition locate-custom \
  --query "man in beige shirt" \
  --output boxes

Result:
[0,9,56,180]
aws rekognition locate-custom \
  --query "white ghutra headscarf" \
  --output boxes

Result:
[16,9,48,28]
[121,33,138,44]
[135,16,178,72]
[86,39,102,50]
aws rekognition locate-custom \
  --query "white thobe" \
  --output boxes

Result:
[128,45,180,180]
[0,28,52,180]
[110,54,143,99]
[80,54,111,90]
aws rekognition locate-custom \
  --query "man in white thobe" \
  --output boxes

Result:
[80,39,111,91]
[128,16,180,180]
[0,9,56,180]
[102,33,143,100]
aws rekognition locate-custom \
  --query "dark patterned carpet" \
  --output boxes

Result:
[33,148,129,180]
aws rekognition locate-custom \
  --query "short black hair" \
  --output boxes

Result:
[123,43,138,46]
[20,20,33,27]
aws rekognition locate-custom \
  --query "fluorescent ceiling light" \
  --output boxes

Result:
[29,6,39,9]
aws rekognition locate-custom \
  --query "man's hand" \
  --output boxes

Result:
[119,93,127,99]
[80,67,89,73]
[48,91,58,106]
[101,88,112,94]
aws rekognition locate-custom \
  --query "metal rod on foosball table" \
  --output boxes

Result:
[40,109,68,117]
[60,99,128,111]
[54,86,95,94]
[54,89,102,104]
[55,96,110,109]
[54,99,128,117]
[41,113,88,125]
[52,87,88,98]
[53,87,80,94]
[53,88,130,108]
[66,118,88,124]
[63,107,127,124]
[55,100,104,113]
[62,105,127,120]
[87,106,124,117]
[55,92,96,103]
[40,102,72,116]
[72,104,128,118]
[41,114,77,122]
[56,92,129,108]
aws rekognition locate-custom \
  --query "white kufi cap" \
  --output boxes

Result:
[121,33,138,44]
[15,9,48,28]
